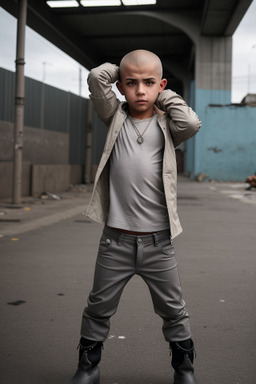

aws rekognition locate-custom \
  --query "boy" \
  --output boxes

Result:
[68,50,201,384]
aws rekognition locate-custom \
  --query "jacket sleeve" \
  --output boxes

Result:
[87,63,120,126]
[156,90,201,148]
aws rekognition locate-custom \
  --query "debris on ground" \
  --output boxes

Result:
[41,192,61,200]
[245,174,256,190]
[196,173,210,182]
[67,184,89,193]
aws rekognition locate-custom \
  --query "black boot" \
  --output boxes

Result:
[170,339,198,384]
[68,339,103,384]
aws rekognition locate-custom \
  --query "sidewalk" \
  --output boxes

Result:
[1,178,255,239]
[0,185,93,237]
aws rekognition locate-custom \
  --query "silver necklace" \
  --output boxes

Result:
[128,115,153,144]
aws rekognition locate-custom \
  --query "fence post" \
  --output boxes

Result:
[85,100,93,184]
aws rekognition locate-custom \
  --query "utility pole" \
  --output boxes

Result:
[12,0,27,205]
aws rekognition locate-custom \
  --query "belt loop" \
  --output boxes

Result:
[153,233,159,247]
[117,232,125,246]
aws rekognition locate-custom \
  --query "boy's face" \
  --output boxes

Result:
[117,61,167,119]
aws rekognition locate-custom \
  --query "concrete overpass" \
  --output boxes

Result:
[1,0,253,100]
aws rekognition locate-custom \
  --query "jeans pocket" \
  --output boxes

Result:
[98,234,113,254]
[161,242,175,256]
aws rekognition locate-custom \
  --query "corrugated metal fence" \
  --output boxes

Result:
[0,67,108,197]
[0,67,91,166]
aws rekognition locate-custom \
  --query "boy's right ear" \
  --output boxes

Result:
[116,81,125,95]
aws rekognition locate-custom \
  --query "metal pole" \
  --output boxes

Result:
[12,0,27,204]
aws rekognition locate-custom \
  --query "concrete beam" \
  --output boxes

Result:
[224,0,254,36]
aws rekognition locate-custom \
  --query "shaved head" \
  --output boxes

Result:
[120,50,163,79]
[116,49,167,119]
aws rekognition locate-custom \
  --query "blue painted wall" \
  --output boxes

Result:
[186,88,256,180]
[185,81,196,176]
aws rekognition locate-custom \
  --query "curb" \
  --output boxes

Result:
[0,204,88,237]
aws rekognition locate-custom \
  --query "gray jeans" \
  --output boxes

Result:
[81,226,191,342]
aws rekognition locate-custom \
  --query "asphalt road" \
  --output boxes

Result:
[0,179,255,384]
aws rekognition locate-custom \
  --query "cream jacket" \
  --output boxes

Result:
[86,63,201,238]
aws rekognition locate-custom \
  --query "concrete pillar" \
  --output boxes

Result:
[195,36,232,101]
[187,36,233,178]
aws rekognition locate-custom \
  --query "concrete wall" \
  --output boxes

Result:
[0,120,83,198]
[185,35,256,181]
[31,164,70,197]
[0,120,69,164]
[192,104,256,181]
[0,162,31,198]
[0,162,83,199]
[0,69,88,199]
[70,165,84,186]
[187,37,256,181]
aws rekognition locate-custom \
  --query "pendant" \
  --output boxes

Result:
[137,136,144,144]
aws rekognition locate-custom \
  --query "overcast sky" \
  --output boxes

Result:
[0,2,256,102]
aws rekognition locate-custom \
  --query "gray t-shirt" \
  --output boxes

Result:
[107,114,170,232]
